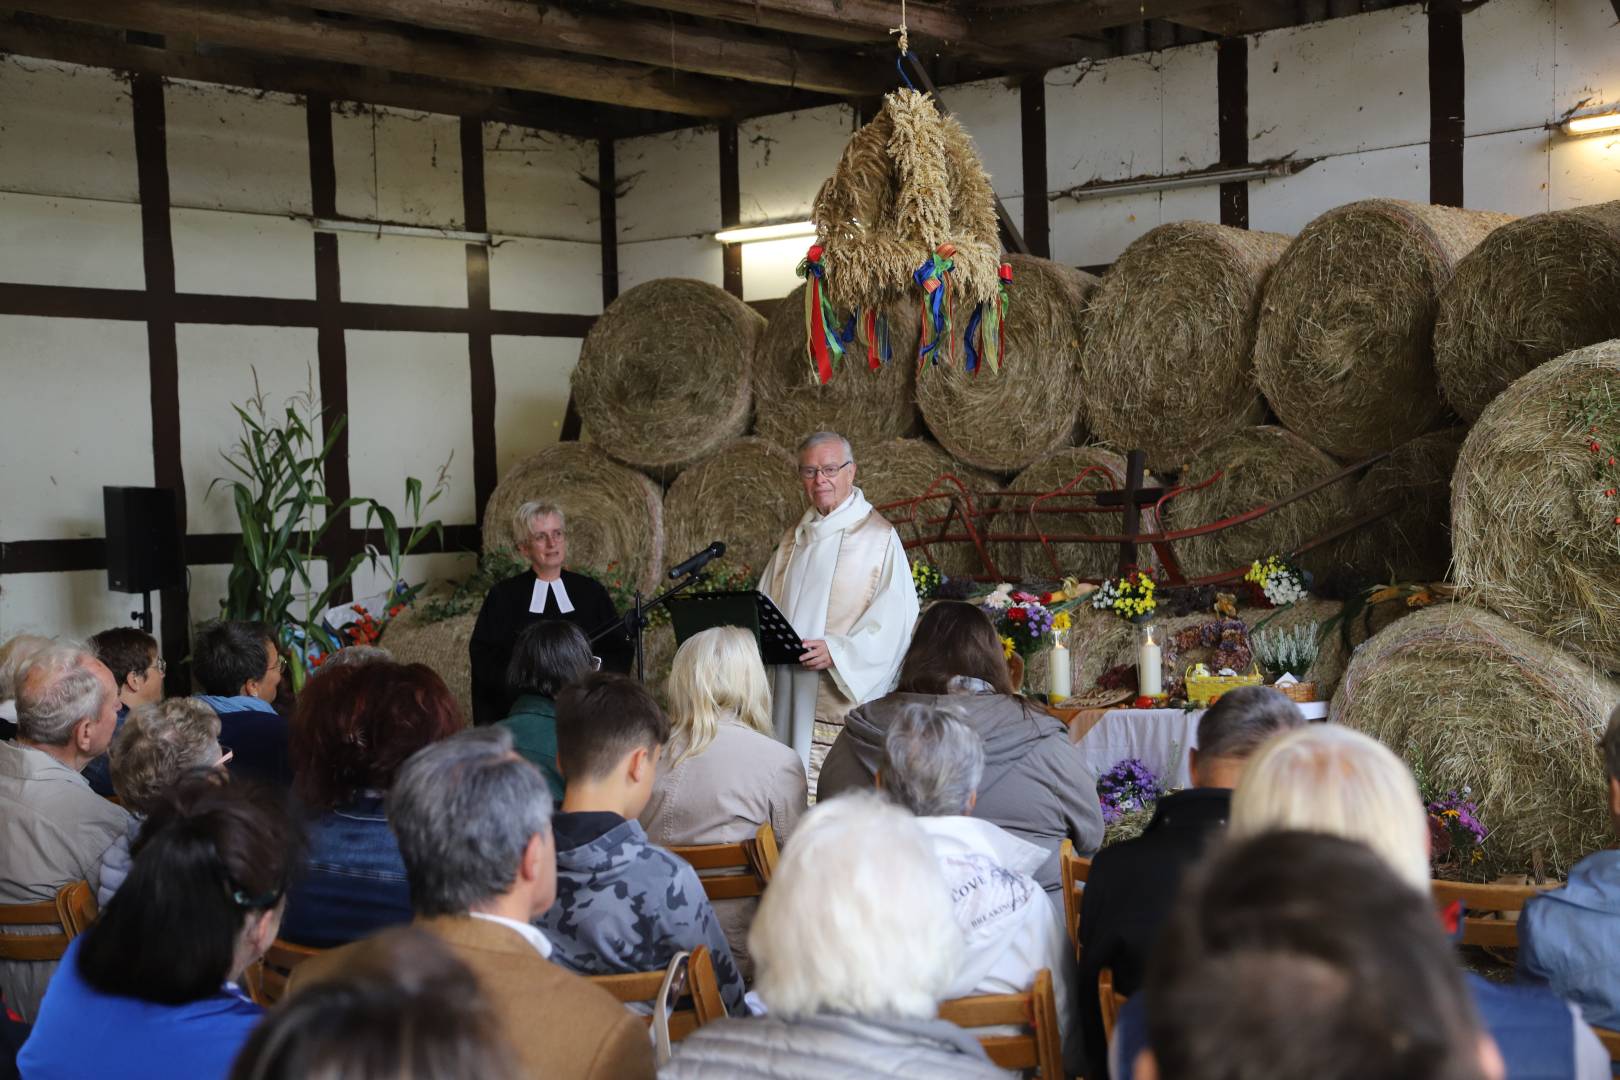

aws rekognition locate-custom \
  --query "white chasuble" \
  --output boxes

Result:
[760,488,920,770]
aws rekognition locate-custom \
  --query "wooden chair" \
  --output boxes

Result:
[0,880,96,962]
[1430,879,1552,950]
[586,944,726,1041]
[669,822,780,902]
[1098,968,1129,1045]
[249,938,325,1006]
[1593,1026,1620,1062]
[938,968,1064,1078]
[1059,838,1091,954]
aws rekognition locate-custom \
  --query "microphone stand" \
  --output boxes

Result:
[589,569,709,684]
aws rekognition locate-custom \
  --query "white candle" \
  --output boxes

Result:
[1139,640,1163,697]
[1048,644,1071,703]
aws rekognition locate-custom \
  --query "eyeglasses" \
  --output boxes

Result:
[590,655,603,671]
[798,461,852,480]
[527,530,566,544]
[148,657,167,675]
[216,744,234,767]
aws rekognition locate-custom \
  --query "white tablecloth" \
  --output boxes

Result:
[1072,701,1327,787]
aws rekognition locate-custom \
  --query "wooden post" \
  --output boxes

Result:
[1117,449,1148,576]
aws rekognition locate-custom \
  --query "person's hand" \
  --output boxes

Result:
[799,639,833,671]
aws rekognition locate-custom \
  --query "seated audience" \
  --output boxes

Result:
[498,620,596,800]
[1078,685,1304,1079]
[664,791,1008,1078]
[0,634,51,742]
[537,673,747,1016]
[280,661,464,948]
[288,727,653,1080]
[229,926,520,1080]
[1225,724,1607,1080]
[1518,703,1620,1031]
[97,697,224,907]
[638,626,807,978]
[0,643,127,1021]
[818,599,1104,899]
[1133,830,1506,1080]
[82,626,164,797]
[309,643,391,675]
[880,703,1077,1072]
[191,621,289,786]
[18,775,295,1080]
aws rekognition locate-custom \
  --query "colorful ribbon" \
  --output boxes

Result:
[797,245,845,384]
[963,261,1012,375]
[913,246,956,369]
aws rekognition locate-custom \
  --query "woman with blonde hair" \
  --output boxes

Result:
[638,625,807,977]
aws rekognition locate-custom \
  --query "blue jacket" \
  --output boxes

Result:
[79,705,127,798]
[18,938,262,1080]
[197,695,292,787]
[1519,849,1620,1032]
[279,793,413,948]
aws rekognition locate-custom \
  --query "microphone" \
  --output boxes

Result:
[668,541,726,580]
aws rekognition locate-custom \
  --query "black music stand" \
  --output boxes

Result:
[668,590,804,666]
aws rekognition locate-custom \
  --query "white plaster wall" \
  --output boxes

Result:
[339,232,468,308]
[484,124,598,243]
[0,191,146,290]
[0,570,167,645]
[171,208,316,299]
[619,238,725,292]
[737,105,854,226]
[0,57,137,204]
[616,127,723,290]
[165,81,311,216]
[489,238,603,314]
[741,237,807,302]
[948,78,1024,201]
[333,104,464,228]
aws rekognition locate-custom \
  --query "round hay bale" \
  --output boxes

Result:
[1000,446,1129,582]
[914,254,1096,473]
[1331,603,1620,876]
[1254,200,1512,459]
[855,437,1000,578]
[482,443,665,593]
[1081,222,1290,472]
[1344,428,1465,583]
[1452,339,1620,672]
[752,286,920,451]
[1164,425,1354,580]
[1435,200,1620,422]
[380,607,477,722]
[571,278,765,472]
[663,437,802,582]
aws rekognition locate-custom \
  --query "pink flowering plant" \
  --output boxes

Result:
[982,591,1059,660]
[1097,757,1165,825]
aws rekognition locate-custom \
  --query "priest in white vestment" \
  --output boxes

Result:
[760,432,920,781]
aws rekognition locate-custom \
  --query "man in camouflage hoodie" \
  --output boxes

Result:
[537,673,747,1015]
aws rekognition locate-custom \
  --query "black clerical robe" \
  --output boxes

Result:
[468,568,631,727]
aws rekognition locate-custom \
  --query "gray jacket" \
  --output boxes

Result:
[818,689,1105,896]
[661,1013,1015,1079]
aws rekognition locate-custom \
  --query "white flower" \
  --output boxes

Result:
[983,583,1015,610]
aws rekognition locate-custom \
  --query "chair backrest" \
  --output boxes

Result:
[1593,1026,1620,1062]
[586,944,725,1041]
[1098,968,1128,1044]
[669,822,780,902]
[1059,838,1090,954]
[1430,880,1550,950]
[938,968,1064,1077]
[0,880,96,962]
[251,938,325,1006]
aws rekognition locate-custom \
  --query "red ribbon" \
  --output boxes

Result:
[865,308,881,371]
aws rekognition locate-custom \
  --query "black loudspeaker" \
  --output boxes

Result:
[103,486,185,594]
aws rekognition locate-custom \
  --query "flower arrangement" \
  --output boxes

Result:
[911,560,944,600]
[1250,621,1320,680]
[1244,555,1308,607]
[1097,758,1165,824]
[991,591,1058,659]
[1427,788,1488,872]
[1090,571,1157,620]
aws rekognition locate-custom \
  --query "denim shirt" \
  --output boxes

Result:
[1520,849,1620,1031]
[279,792,412,948]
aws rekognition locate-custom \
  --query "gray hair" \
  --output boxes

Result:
[797,431,853,462]
[17,643,108,746]
[880,704,985,817]
[311,644,393,678]
[388,727,553,917]
[509,500,564,551]
[1198,685,1306,760]
[109,698,222,810]
[0,634,51,701]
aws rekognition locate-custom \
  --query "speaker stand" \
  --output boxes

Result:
[131,591,154,635]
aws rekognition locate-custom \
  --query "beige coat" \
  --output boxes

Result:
[289,914,654,1080]
[639,718,807,978]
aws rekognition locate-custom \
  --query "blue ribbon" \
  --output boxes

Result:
[963,303,985,374]
[914,258,947,364]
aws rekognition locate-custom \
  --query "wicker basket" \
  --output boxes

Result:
[1275,680,1318,703]
[1185,665,1264,707]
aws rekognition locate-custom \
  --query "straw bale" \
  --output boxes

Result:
[1331,603,1620,877]
[752,285,919,450]
[380,607,476,722]
[1080,222,1290,472]
[855,437,1001,578]
[1452,339,1620,672]
[663,437,803,582]
[482,443,665,593]
[914,254,1096,473]
[1344,428,1465,583]
[1435,200,1620,421]
[999,446,1129,582]
[571,278,764,472]
[1255,200,1512,459]
[1164,425,1354,580]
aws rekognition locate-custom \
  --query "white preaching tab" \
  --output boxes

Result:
[529,577,574,615]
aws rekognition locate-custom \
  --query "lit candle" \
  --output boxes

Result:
[1048,641,1071,703]
[1139,634,1163,697]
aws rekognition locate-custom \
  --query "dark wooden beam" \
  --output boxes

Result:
[970,0,1239,43]
[13,0,782,117]
[295,0,890,96]
[1173,0,1301,36]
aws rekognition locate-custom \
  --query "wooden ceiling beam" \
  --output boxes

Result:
[8,0,790,117]
[1170,0,1301,35]
[968,0,1237,43]
[293,0,890,97]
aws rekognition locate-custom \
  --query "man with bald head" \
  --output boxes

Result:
[760,432,919,783]
[0,642,129,1020]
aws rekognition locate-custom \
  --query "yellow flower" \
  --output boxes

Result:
[1000,636,1016,660]
[1052,612,1071,631]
